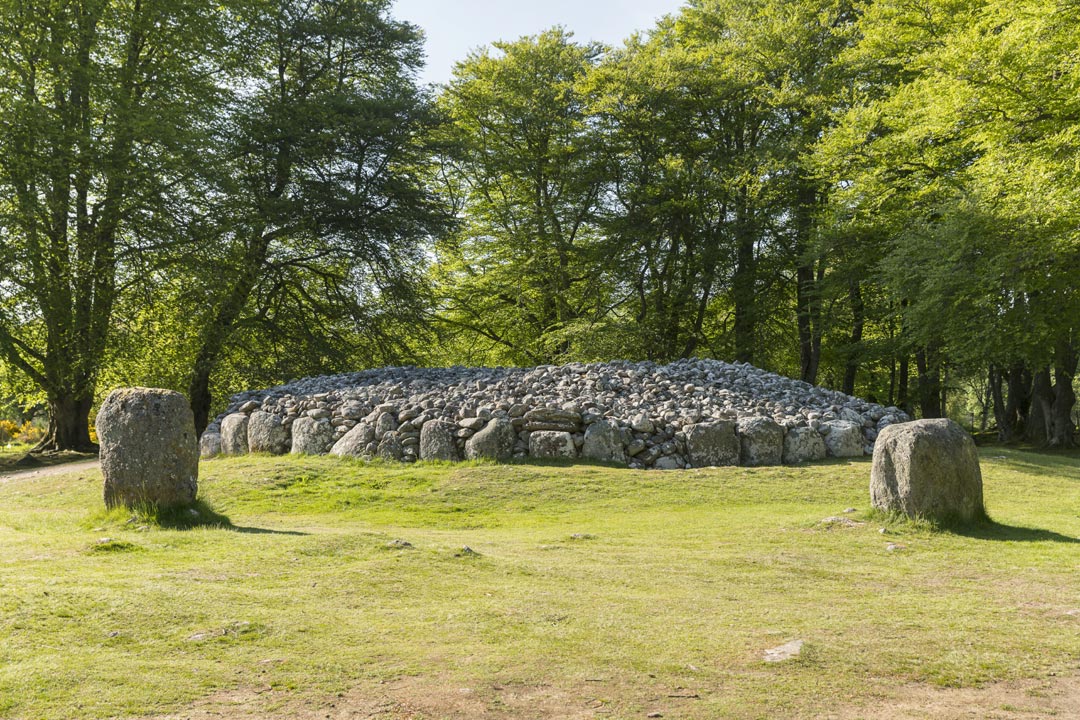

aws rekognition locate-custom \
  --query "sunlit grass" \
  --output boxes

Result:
[0,449,1077,718]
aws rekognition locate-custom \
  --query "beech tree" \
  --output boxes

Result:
[0,0,224,450]
[184,0,447,434]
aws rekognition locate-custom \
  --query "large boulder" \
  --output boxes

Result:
[582,419,625,464]
[684,421,739,467]
[247,411,289,454]
[220,413,249,455]
[870,419,984,523]
[330,422,375,457]
[738,416,783,466]
[95,388,198,510]
[783,426,827,464]
[420,420,460,461]
[465,417,516,461]
[290,417,334,455]
[529,430,576,459]
[823,420,865,458]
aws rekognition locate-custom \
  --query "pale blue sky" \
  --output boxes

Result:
[392,0,688,86]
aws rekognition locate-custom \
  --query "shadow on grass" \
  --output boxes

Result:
[947,519,1080,544]
[147,500,308,536]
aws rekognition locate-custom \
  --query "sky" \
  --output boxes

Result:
[392,0,688,86]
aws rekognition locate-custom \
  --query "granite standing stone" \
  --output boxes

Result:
[870,419,985,523]
[96,388,198,510]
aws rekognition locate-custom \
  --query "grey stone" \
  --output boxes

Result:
[630,413,654,433]
[738,416,783,466]
[457,417,486,431]
[96,388,198,510]
[581,419,625,464]
[529,430,576,459]
[870,419,984,523]
[654,455,684,470]
[420,420,460,461]
[374,411,398,439]
[247,411,289,454]
[220,413,249,455]
[377,432,403,461]
[199,432,222,459]
[764,640,804,663]
[330,422,375,457]
[465,417,517,461]
[684,421,739,467]
[290,417,335,455]
[783,426,827,464]
[823,420,865,458]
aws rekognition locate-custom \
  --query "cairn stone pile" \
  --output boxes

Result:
[200,360,910,469]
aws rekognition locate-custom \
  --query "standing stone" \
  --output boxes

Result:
[199,432,222,459]
[738,416,784,466]
[465,417,516,461]
[220,413,249,456]
[783,426,827,464]
[420,420,460,461]
[870,419,985,523]
[823,420,865,458]
[330,422,375,457]
[247,411,290,455]
[582,419,625,464]
[290,417,335,455]
[684,421,739,467]
[95,388,198,510]
[529,430,576,459]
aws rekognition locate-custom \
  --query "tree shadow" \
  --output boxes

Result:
[946,519,1080,543]
[148,500,309,536]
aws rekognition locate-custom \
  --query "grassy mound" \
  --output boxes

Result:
[0,450,1077,718]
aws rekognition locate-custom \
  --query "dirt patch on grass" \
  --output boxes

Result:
[824,672,1080,720]
[142,671,1080,720]
[0,456,97,482]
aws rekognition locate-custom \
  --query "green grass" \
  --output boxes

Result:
[1,449,1078,718]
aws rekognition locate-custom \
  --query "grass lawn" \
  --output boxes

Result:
[0,449,1078,719]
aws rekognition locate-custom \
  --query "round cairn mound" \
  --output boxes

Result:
[201,360,910,469]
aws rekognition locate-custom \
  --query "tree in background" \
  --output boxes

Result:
[818,0,1079,439]
[0,0,225,450]
[183,0,448,434]
[432,28,610,364]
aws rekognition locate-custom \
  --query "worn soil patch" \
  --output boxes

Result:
[0,457,98,483]
[139,671,1080,719]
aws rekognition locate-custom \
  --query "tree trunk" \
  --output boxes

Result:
[842,280,864,396]
[34,392,96,453]
[1050,339,1078,447]
[898,353,910,414]
[990,364,1012,441]
[915,345,942,418]
[793,182,822,384]
[1025,367,1053,446]
[732,236,756,364]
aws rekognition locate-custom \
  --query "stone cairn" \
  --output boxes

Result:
[200,359,910,469]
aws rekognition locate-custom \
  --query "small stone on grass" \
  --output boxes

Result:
[764,639,804,663]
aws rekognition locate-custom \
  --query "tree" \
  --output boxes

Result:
[0,0,225,450]
[818,0,1080,436]
[183,0,448,434]
[432,28,610,365]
